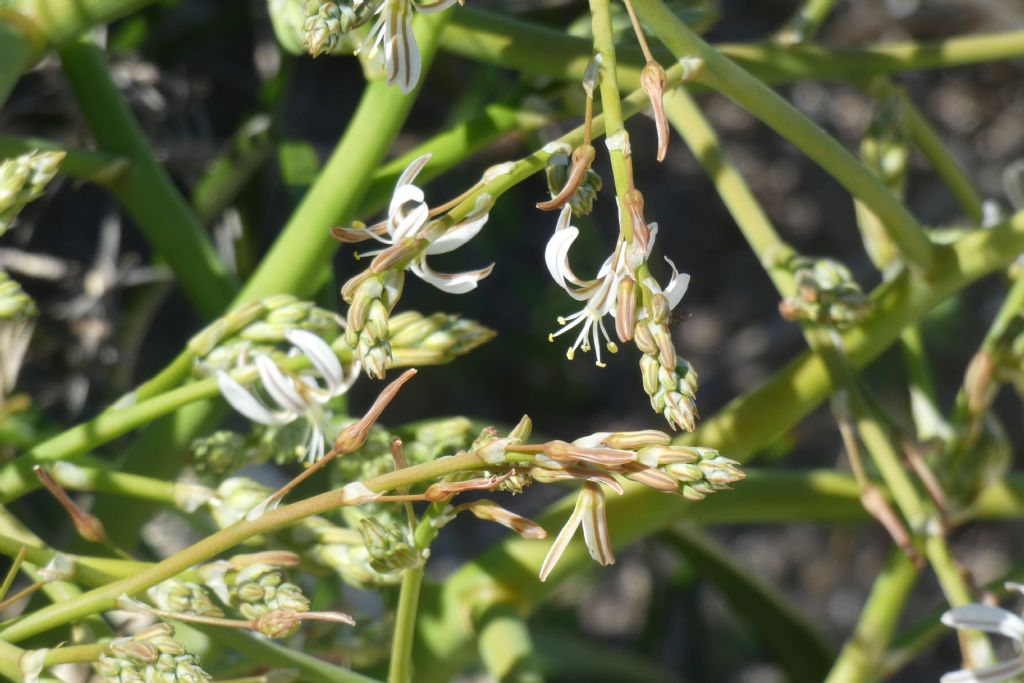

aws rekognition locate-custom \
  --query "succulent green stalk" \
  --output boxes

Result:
[0,150,65,235]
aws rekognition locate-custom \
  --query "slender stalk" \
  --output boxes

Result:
[388,565,426,683]
[898,88,985,225]
[0,546,27,602]
[58,40,239,318]
[42,642,106,666]
[589,0,633,231]
[823,550,919,683]
[632,0,934,273]
[775,0,838,45]
[442,9,1024,89]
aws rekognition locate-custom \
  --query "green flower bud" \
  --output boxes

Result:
[0,150,65,235]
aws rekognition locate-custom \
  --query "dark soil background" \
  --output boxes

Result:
[3,0,1024,681]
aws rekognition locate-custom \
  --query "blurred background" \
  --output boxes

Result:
[3,0,1024,680]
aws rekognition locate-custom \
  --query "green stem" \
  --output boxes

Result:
[442,9,1024,89]
[476,603,544,683]
[662,87,796,294]
[775,0,838,45]
[12,0,158,50]
[589,0,632,231]
[823,550,919,683]
[388,565,425,683]
[59,40,239,318]
[632,0,934,273]
[899,89,985,225]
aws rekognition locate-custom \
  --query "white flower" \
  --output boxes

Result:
[361,0,459,93]
[545,204,688,366]
[539,482,613,582]
[941,585,1024,683]
[333,153,494,294]
[217,329,358,464]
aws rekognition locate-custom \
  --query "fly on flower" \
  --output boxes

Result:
[545,204,687,367]
[217,329,359,465]
[360,0,461,93]
[333,153,494,294]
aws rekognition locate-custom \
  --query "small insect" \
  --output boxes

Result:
[668,308,693,328]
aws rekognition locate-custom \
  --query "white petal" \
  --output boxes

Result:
[426,211,489,255]
[942,605,1024,642]
[580,487,614,566]
[255,356,307,414]
[217,371,291,425]
[412,258,494,294]
[663,257,690,310]
[244,494,281,521]
[285,329,344,395]
[646,222,659,256]
[391,184,426,214]
[394,153,432,198]
[383,0,420,93]
[545,207,590,289]
[305,426,326,465]
[391,201,430,241]
[941,658,1024,683]
[539,503,584,582]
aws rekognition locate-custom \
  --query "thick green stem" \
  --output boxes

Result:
[476,603,544,683]
[59,41,239,318]
[823,550,919,683]
[388,565,425,683]
[632,0,934,273]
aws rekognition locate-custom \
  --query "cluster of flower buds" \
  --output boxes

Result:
[359,517,422,574]
[778,256,872,328]
[0,150,64,235]
[633,295,700,431]
[388,311,496,367]
[189,294,341,375]
[0,270,37,321]
[200,552,311,636]
[97,624,210,683]
[303,0,373,56]
[544,142,603,216]
[523,429,743,580]
[342,270,405,379]
[188,430,268,476]
[289,514,399,588]
[148,579,224,618]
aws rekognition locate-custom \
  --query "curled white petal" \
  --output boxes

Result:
[39,554,75,582]
[391,200,430,241]
[217,371,292,426]
[941,658,1024,683]
[426,210,489,255]
[285,329,344,395]
[255,356,307,414]
[662,257,690,310]
[941,604,1024,642]
[411,259,494,294]
[339,481,381,505]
